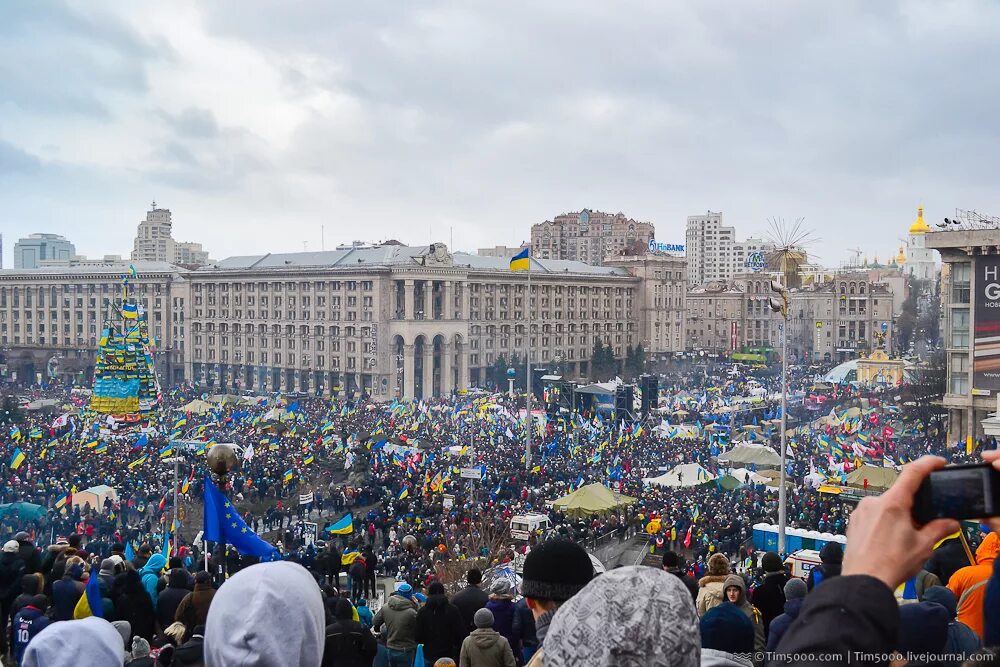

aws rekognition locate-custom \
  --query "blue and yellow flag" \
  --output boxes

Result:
[9,448,25,470]
[283,468,294,483]
[129,264,138,279]
[73,567,104,619]
[326,513,353,535]
[202,477,277,560]
[159,445,174,459]
[398,487,409,501]
[122,302,138,319]
[509,247,530,272]
[128,454,148,470]
[341,550,362,566]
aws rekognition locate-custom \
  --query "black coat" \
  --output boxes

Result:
[666,569,699,604]
[322,618,377,667]
[0,552,25,603]
[925,537,973,587]
[775,575,898,665]
[450,584,488,636]
[415,594,465,661]
[751,571,789,634]
[805,562,842,591]
[158,584,191,631]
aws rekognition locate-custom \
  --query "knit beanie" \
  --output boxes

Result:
[784,578,807,600]
[474,608,494,629]
[520,539,593,602]
[700,603,754,655]
[761,552,783,573]
[897,602,948,665]
[131,636,151,659]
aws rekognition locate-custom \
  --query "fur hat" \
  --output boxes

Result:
[520,539,593,602]
[707,553,730,577]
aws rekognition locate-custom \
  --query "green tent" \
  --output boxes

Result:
[0,502,47,521]
[716,474,743,491]
[551,483,637,519]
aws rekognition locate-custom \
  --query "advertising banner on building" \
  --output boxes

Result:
[974,255,1000,391]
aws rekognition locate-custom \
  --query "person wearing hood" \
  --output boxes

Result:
[115,569,157,642]
[22,616,126,667]
[948,531,999,639]
[372,582,419,667]
[459,608,515,667]
[766,578,807,652]
[139,553,167,610]
[415,581,465,665]
[173,624,206,667]
[805,542,842,591]
[749,552,788,636]
[323,597,378,667]
[12,594,51,667]
[921,585,980,664]
[175,570,216,641]
[544,566,700,667]
[51,557,86,621]
[158,566,193,631]
[722,575,765,660]
[697,553,731,616]
[700,603,754,667]
[205,561,326,667]
[355,598,374,630]
[485,580,519,663]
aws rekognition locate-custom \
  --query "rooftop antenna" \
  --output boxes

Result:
[321,225,325,251]
[303,241,308,252]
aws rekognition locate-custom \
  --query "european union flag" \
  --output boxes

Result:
[203,476,277,560]
[133,433,149,450]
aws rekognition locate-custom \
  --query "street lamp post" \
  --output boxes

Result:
[768,279,790,555]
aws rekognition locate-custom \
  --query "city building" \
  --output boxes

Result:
[132,203,213,267]
[904,205,938,281]
[0,261,189,386]
[531,209,654,266]
[685,272,895,363]
[605,254,686,358]
[13,234,76,269]
[477,244,530,258]
[925,227,997,442]
[684,211,769,286]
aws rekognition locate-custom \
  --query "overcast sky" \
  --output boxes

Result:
[2,1,998,267]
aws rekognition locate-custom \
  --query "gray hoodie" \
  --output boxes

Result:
[205,561,325,667]
[459,628,516,667]
[23,617,126,667]
[723,575,765,659]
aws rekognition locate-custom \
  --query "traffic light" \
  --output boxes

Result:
[768,280,789,319]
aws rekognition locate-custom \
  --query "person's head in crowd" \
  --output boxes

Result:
[434,659,457,667]
[22,617,126,667]
[131,636,151,660]
[724,575,746,605]
[396,582,413,598]
[545,566,700,666]
[784,578,807,602]
[700,603,754,658]
[195,570,212,586]
[662,550,683,572]
[520,538,593,621]
[428,581,446,597]
[489,579,513,600]
[707,553,730,577]
[138,544,152,557]
[334,598,354,621]
[99,558,117,578]
[467,569,483,587]
[761,552,784,574]
[111,621,131,651]
[67,534,83,551]
[896,602,949,666]
[205,561,325,667]
[921,586,957,619]
[474,608,494,629]
[2,540,18,554]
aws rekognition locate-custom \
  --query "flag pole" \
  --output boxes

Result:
[525,260,532,471]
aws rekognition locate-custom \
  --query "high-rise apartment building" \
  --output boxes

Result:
[132,204,212,267]
[685,211,769,285]
[531,209,654,266]
[605,254,687,356]
[13,234,76,269]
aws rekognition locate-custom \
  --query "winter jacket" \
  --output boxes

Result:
[356,602,374,629]
[139,554,167,610]
[372,594,418,651]
[323,618,378,667]
[172,634,205,667]
[697,575,729,616]
[12,604,50,667]
[459,628,516,667]
[0,551,26,604]
[51,576,85,621]
[415,593,465,661]
[723,575,765,658]
[486,597,519,657]
[948,532,999,638]
[775,575,899,665]
[16,541,41,575]
[22,615,125,667]
[666,568,699,603]
[175,581,216,638]
[765,597,803,651]
[514,598,537,648]
[922,584,981,663]
[805,543,843,591]
[452,584,489,635]
[927,535,975,586]
[701,648,753,667]
[750,571,789,634]
[157,569,193,630]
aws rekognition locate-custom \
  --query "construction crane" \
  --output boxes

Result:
[846,247,864,267]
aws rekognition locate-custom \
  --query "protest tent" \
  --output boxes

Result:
[845,464,899,491]
[717,444,781,467]
[209,394,241,406]
[72,485,119,511]
[551,483,636,518]
[716,474,743,491]
[643,463,716,488]
[179,399,215,415]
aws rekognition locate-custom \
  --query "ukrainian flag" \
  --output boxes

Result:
[73,566,104,619]
[398,487,409,500]
[159,445,174,459]
[326,513,353,535]
[122,302,138,319]
[341,550,362,566]
[128,454,148,470]
[509,247,530,272]
[129,264,138,279]
[283,468,294,483]
[9,448,26,470]
[303,454,315,466]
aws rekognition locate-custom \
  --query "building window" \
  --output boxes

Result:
[952,262,971,304]
[951,308,970,348]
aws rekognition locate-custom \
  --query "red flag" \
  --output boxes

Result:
[683,525,693,549]
[158,494,167,512]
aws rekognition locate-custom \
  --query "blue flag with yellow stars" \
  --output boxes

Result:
[203,476,277,560]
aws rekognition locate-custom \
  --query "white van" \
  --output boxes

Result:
[783,549,822,579]
[510,513,551,542]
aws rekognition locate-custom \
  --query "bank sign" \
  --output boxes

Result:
[648,240,685,253]
[974,255,1000,391]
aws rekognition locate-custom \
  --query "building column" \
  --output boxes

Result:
[404,280,415,320]
[403,344,415,400]
[461,282,470,320]
[457,341,469,391]
[423,343,434,398]
[441,342,454,395]
[424,281,434,321]
[442,281,452,320]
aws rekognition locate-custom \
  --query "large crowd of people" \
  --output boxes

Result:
[0,358,997,665]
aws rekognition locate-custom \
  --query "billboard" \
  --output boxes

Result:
[974,255,1000,391]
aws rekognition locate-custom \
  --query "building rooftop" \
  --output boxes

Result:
[0,261,182,277]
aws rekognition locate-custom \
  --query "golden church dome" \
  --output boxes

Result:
[909,205,929,234]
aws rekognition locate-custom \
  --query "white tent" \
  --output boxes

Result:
[717,444,782,467]
[727,467,770,485]
[71,485,118,512]
[643,463,717,488]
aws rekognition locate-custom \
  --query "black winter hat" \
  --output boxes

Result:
[701,603,754,654]
[761,552,783,573]
[520,539,593,602]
